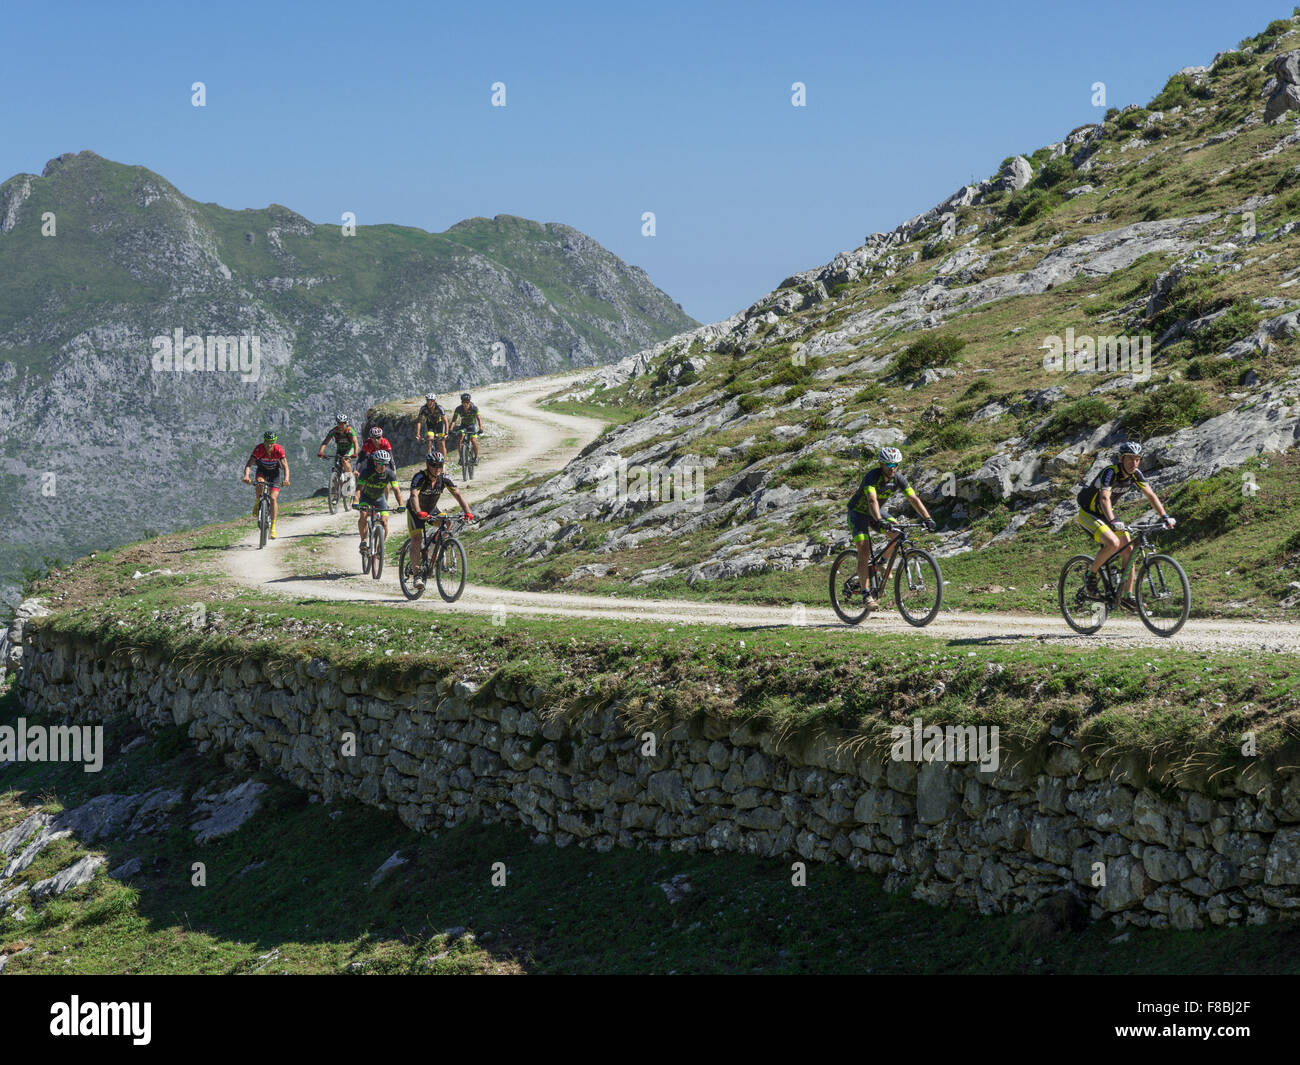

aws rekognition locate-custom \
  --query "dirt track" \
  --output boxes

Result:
[220,372,1300,654]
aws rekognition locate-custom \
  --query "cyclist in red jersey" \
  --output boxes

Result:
[242,431,290,538]
[361,425,392,456]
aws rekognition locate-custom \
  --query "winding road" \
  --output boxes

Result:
[220,371,1300,653]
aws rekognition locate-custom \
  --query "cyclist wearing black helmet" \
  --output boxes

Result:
[404,451,476,593]
[847,446,934,609]
[317,413,358,476]
[1075,442,1175,610]
[450,393,483,463]
[416,393,448,459]
[243,431,290,539]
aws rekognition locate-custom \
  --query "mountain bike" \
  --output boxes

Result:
[354,502,387,579]
[397,512,468,602]
[1058,519,1189,637]
[255,483,273,549]
[829,522,943,627]
[326,454,355,514]
[458,430,479,481]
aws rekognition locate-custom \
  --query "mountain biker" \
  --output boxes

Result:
[243,431,290,539]
[450,393,483,464]
[1075,442,1175,610]
[416,393,448,459]
[352,447,403,557]
[404,451,476,593]
[361,425,392,457]
[847,446,935,610]
[316,413,358,478]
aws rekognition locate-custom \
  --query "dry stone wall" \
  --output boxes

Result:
[14,625,1300,929]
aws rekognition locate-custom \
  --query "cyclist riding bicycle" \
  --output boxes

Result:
[404,451,476,593]
[243,431,290,539]
[416,393,448,459]
[450,393,483,463]
[361,425,392,457]
[847,446,935,610]
[316,413,358,476]
[1075,441,1175,611]
[352,447,403,557]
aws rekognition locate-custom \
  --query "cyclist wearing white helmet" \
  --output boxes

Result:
[416,393,448,460]
[1075,441,1175,610]
[316,413,358,477]
[352,446,403,556]
[847,446,934,609]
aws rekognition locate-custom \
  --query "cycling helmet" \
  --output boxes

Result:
[878,446,903,465]
[426,451,446,466]
[335,413,348,424]
[263,431,278,444]
[1117,441,1143,457]
[461,393,471,402]
[369,426,383,439]
[372,449,392,465]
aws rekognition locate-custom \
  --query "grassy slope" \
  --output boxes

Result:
[448,30,1300,616]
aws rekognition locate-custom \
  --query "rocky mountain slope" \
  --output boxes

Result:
[462,16,1300,615]
[0,152,695,602]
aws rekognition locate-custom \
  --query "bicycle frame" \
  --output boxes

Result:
[866,523,920,589]
[1095,523,1165,602]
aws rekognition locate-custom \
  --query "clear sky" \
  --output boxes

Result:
[1,0,1292,324]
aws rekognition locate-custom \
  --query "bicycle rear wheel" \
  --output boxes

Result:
[829,548,871,625]
[895,548,943,627]
[1058,554,1107,635]
[328,471,340,514]
[371,524,385,579]
[397,539,424,600]
[436,537,467,601]
[1136,554,1190,637]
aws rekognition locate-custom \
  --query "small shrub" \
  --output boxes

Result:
[1149,73,1210,111]
[736,394,765,414]
[1031,396,1116,444]
[1189,300,1260,356]
[1034,156,1077,190]
[928,424,976,452]
[1116,108,1149,131]
[851,382,886,405]
[893,332,968,378]
[1210,51,1253,75]
[1123,380,1211,436]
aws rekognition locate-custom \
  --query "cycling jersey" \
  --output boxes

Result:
[356,453,397,497]
[361,436,392,456]
[849,467,915,514]
[248,443,286,475]
[408,468,457,514]
[323,425,358,454]
[1077,463,1149,516]
[451,403,479,429]
[417,404,446,433]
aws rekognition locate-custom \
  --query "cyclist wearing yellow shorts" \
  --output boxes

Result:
[1075,442,1175,609]
[847,447,934,609]
[404,451,475,593]
[416,393,448,459]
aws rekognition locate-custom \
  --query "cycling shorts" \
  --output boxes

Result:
[1075,508,1127,544]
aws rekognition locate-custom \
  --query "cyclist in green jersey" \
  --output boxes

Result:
[847,447,935,609]
[1074,441,1175,610]
[316,413,358,475]
[351,448,404,557]
[450,393,483,463]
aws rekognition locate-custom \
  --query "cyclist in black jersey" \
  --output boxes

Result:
[848,446,935,609]
[316,414,358,475]
[450,393,483,463]
[351,448,403,556]
[416,393,448,459]
[1074,441,1175,610]
[404,451,475,593]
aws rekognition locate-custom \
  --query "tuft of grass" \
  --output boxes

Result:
[893,333,967,378]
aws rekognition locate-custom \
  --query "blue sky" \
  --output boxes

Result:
[1,0,1292,323]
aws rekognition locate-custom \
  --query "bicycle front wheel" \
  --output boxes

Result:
[258,497,269,549]
[1136,554,1190,637]
[828,548,870,625]
[328,472,339,514]
[371,525,385,579]
[1058,554,1107,635]
[436,537,467,601]
[895,548,943,627]
[397,539,424,600]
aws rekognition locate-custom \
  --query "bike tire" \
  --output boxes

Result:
[397,539,424,601]
[328,471,339,514]
[436,537,467,602]
[371,524,385,580]
[894,547,943,628]
[1136,554,1190,637]
[828,548,871,625]
[1058,554,1107,635]
[258,496,269,550]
